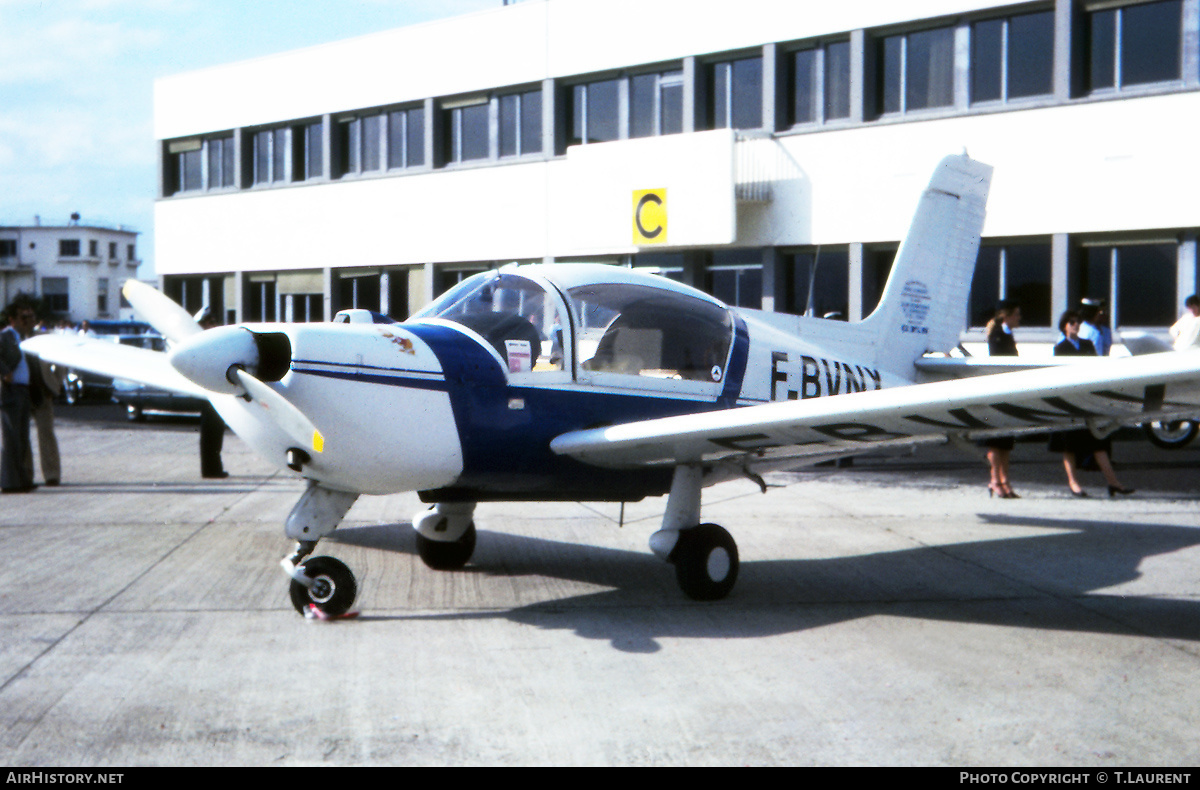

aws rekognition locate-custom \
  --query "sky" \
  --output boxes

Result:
[0,0,506,276]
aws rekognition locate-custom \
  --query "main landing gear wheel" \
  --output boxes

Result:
[1143,420,1199,450]
[671,523,739,601]
[289,556,357,617]
[416,521,477,570]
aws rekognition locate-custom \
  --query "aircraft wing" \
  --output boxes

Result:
[551,350,1200,470]
[21,334,210,399]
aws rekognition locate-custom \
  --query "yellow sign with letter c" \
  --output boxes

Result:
[633,189,667,245]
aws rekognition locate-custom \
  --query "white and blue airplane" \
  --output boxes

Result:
[24,154,1200,616]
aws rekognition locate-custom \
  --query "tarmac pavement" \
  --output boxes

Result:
[1,404,1199,766]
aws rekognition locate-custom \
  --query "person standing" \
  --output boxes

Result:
[1,299,38,493]
[28,351,61,486]
[1169,295,1200,350]
[197,308,228,479]
[1050,310,1133,498]
[984,300,1020,498]
[1078,299,1112,356]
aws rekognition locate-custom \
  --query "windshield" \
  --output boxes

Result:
[568,283,732,382]
[412,272,565,373]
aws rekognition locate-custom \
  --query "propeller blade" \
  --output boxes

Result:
[232,367,325,454]
[122,280,203,343]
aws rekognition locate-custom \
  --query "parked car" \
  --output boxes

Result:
[61,321,159,404]
[111,378,206,422]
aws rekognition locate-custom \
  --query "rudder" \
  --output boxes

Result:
[859,154,992,376]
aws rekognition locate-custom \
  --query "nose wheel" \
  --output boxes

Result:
[287,555,358,617]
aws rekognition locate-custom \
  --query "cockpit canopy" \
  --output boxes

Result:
[411,266,733,384]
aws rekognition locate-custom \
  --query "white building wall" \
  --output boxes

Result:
[154,0,1007,140]
[152,0,1200,333]
[156,91,1200,275]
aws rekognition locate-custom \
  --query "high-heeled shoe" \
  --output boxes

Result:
[1108,486,1135,497]
[1001,485,1020,499]
[988,484,1005,498]
[1069,488,1089,498]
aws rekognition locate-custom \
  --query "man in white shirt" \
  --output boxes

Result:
[1078,299,1113,356]
[1170,295,1200,351]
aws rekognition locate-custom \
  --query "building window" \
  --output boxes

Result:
[706,251,763,309]
[789,41,851,126]
[863,247,897,316]
[0,239,16,258]
[252,127,290,184]
[167,135,234,193]
[631,70,683,138]
[570,79,621,145]
[970,242,1052,328]
[500,89,543,156]
[247,280,277,322]
[97,278,109,314]
[877,25,955,115]
[781,249,849,318]
[437,267,490,296]
[1078,242,1177,327]
[127,244,135,262]
[710,56,763,129]
[42,278,69,314]
[971,10,1054,104]
[59,239,80,257]
[294,121,323,181]
[335,114,384,177]
[387,106,425,169]
[443,97,491,162]
[108,242,117,259]
[1087,0,1183,92]
[167,139,203,192]
[288,294,324,323]
[206,135,236,188]
[88,240,98,258]
[338,273,381,312]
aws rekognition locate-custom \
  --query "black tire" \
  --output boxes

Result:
[671,523,739,601]
[289,556,357,617]
[1143,420,1198,450]
[416,521,477,570]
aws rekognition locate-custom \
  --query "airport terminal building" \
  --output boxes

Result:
[154,0,1200,348]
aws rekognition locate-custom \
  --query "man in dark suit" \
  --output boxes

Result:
[1,298,38,493]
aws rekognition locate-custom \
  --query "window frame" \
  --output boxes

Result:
[969,9,1056,106]
[499,88,544,158]
[875,23,957,117]
[969,241,1054,328]
[786,39,852,128]
[387,105,427,170]
[629,68,685,139]
[708,54,764,130]
[1085,0,1184,94]
[251,126,293,186]
[1076,240,1179,328]
[442,95,493,164]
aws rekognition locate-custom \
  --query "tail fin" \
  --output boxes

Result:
[859,154,992,374]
